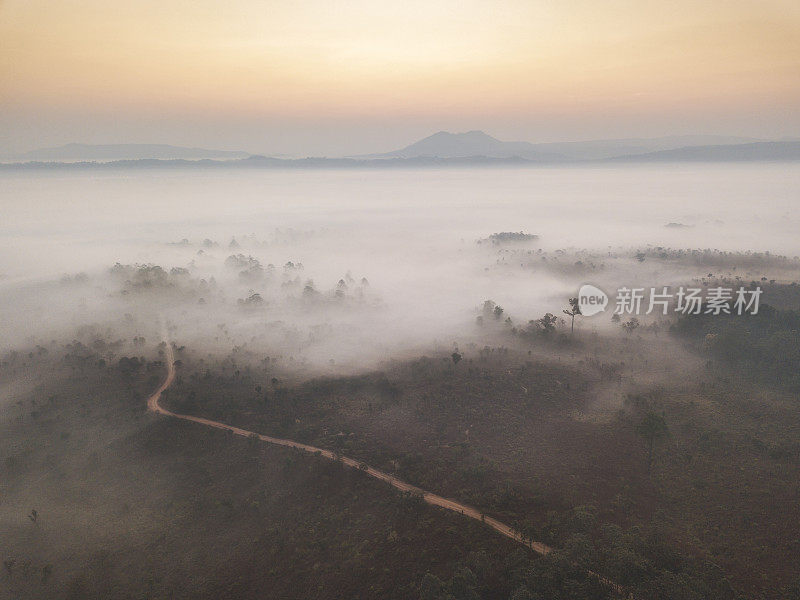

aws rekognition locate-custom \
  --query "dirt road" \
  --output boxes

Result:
[147,339,636,597]
[147,342,553,555]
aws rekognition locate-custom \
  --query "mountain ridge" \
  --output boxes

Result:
[5,133,798,166]
[359,130,568,161]
[4,143,251,162]
[363,130,769,161]
[607,141,800,162]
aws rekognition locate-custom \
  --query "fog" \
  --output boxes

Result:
[2,164,799,371]
[4,162,800,600]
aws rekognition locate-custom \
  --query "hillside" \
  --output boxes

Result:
[365,131,568,161]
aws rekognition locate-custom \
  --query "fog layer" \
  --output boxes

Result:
[2,164,798,369]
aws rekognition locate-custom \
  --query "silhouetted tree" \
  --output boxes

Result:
[563,297,581,333]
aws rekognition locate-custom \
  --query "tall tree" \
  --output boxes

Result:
[563,297,581,333]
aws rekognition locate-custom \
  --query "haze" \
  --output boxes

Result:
[2,0,799,155]
[3,3,800,598]
[2,164,798,370]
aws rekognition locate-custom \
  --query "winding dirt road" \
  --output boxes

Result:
[147,342,553,556]
[147,341,633,597]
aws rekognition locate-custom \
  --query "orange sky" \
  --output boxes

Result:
[1,0,799,154]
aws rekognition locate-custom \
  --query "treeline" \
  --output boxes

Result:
[419,508,737,600]
[672,303,800,391]
[633,247,800,270]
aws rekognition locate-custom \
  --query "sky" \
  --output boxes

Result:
[1,0,799,156]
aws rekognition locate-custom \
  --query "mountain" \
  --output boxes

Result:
[0,155,536,171]
[608,141,800,162]
[364,131,768,161]
[5,143,250,162]
[3,138,798,170]
[8,135,787,164]
[363,131,568,161]
[525,135,764,160]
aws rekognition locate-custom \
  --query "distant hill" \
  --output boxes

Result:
[362,131,768,161]
[362,131,568,161]
[2,137,798,170]
[608,141,800,162]
[0,155,536,171]
[5,143,250,162]
[525,135,764,160]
